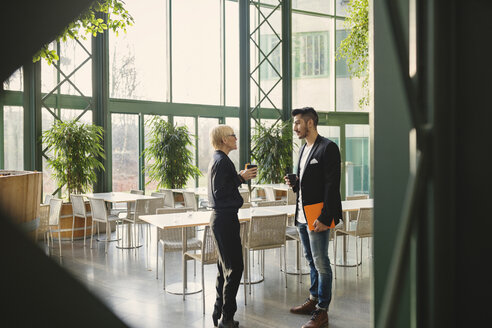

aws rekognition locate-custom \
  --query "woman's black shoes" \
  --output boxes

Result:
[212,311,221,327]
[213,312,239,327]
[218,318,239,328]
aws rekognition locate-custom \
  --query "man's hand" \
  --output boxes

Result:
[313,220,329,232]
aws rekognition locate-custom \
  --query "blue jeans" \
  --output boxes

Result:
[297,222,333,310]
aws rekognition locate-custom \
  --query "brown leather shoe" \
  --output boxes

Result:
[301,309,328,328]
[290,298,317,315]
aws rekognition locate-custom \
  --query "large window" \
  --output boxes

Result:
[292,14,333,111]
[198,117,219,187]
[336,20,366,111]
[3,69,23,91]
[1,0,370,202]
[112,114,139,192]
[172,0,221,105]
[109,0,167,101]
[3,106,23,170]
[345,124,370,196]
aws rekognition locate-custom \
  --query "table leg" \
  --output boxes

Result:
[165,226,202,296]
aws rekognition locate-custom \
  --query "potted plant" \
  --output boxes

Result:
[42,119,105,240]
[42,119,105,198]
[143,117,201,190]
[251,119,294,184]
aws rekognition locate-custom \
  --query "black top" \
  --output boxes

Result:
[207,150,244,212]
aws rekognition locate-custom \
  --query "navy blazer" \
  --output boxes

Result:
[292,134,343,227]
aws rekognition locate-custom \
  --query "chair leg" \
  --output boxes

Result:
[156,240,159,279]
[242,245,247,306]
[71,215,75,243]
[58,227,62,257]
[162,245,166,290]
[182,255,187,301]
[334,232,338,279]
[90,222,94,249]
[356,237,359,277]
[105,221,109,253]
[248,248,252,295]
[284,245,287,289]
[202,263,205,314]
[83,217,87,246]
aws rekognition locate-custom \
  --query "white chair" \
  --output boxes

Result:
[47,198,63,257]
[346,194,369,223]
[257,200,287,207]
[111,189,143,217]
[240,202,252,209]
[151,192,167,204]
[158,189,175,208]
[244,213,288,293]
[263,186,276,201]
[284,214,309,283]
[70,194,91,245]
[286,188,296,205]
[36,203,50,243]
[121,197,165,249]
[240,190,250,203]
[183,224,218,313]
[43,194,54,205]
[182,191,198,211]
[334,207,373,277]
[89,198,121,253]
[155,207,201,290]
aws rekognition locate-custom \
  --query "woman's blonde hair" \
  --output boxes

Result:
[210,125,234,149]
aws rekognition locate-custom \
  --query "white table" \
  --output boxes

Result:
[83,192,158,249]
[139,207,289,295]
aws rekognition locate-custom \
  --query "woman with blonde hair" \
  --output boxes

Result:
[207,125,257,328]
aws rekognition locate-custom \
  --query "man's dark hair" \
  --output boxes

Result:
[292,107,319,127]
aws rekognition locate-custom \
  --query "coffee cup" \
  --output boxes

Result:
[287,173,297,185]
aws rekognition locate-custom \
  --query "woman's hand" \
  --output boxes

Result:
[240,167,257,181]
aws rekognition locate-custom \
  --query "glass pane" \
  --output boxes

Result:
[112,114,139,192]
[172,0,220,105]
[3,106,23,169]
[3,68,23,91]
[144,115,167,192]
[59,36,92,97]
[252,5,282,110]
[198,117,219,187]
[345,124,370,196]
[60,108,92,123]
[318,125,340,146]
[336,19,366,111]
[292,13,333,111]
[225,0,239,106]
[42,109,56,196]
[336,0,350,17]
[293,0,333,15]
[109,0,167,101]
[175,116,197,188]
[225,117,240,170]
[41,42,58,94]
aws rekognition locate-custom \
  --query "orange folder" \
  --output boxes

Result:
[303,202,335,231]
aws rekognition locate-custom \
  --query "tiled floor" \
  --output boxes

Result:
[40,226,372,328]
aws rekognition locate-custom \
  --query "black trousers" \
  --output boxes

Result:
[210,210,244,320]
